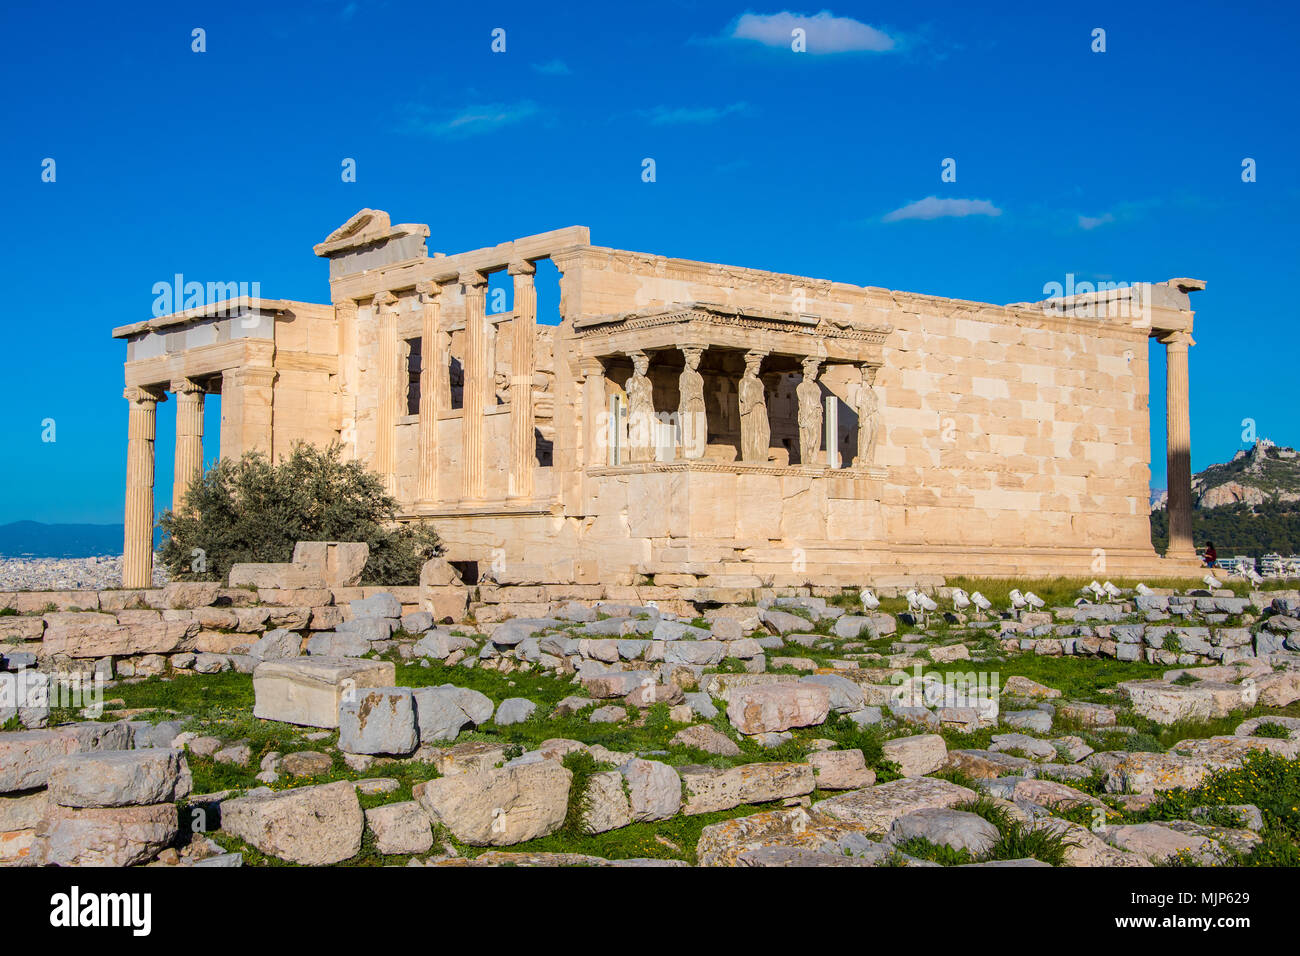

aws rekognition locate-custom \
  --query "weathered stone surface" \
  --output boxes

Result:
[882,734,947,777]
[681,762,815,815]
[809,749,874,790]
[0,722,132,792]
[1101,822,1227,865]
[887,808,1000,855]
[814,777,978,836]
[582,670,656,699]
[221,781,363,865]
[1103,752,1229,794]
[428,741,509,777]
[338,687,418,756]
[726,682,830,734]
[582,770,633,834]
[365,801,433,855]
[48,748,191,808]
[620,759,681,821]
[1033,818,1152,867]
[42,613,191,659]
[350,593,401,620]
[248,628,302,661]
[1003,676,1061,699]
[280,751,334,776]
[413,630,476,659]
[695,807,877,867]
[670,724,741,755]
[414,761,572,846]
[39,803,178,866]
[0,789,48,832]
[252,658,395,728]
[411,685,494,742]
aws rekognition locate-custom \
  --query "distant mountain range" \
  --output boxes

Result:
[0,521,126,558]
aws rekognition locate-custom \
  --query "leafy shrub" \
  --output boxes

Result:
[159,442,440,585]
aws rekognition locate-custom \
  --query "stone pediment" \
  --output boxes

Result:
[313,209,431,260]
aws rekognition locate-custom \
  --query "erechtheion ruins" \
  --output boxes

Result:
[113,208,1205,591]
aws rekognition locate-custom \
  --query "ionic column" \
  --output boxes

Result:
[416,282,443,504]
[508,261,537,498]
[171,378,205,511]
[1162,331,1196,560]
[374,291,400,495]
[461,270,489,499]
[580,356,606,467]
[123,386,164,588]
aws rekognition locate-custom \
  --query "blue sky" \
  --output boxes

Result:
[1,0,1296,525]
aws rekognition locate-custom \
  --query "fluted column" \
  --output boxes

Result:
[461,271,489,499]
[171,378,205,511]
[123,386,164,588]
[374,291,400,496]
[580,357,606,467]
[1162,330,1196,560]
[416,282,443,504]
[508,261,537,498]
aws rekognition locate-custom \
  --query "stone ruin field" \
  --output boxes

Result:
[3,576,1300,868]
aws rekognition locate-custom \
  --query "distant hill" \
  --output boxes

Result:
[1150,439,1300,557]
[1192,439,1300,508]
[0,521,125,558]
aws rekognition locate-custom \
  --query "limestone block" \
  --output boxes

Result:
[681,762,815,814]
[221,781,363,865]
[228,563,324,589]
[252,658,396,728]
[338,687,418,756]
[581,770,633,834]
[619,759,681,821]
[292,541,369,588]
[365,801,433,855]
[37,803,178,867]
[48,748,191,808]
[0,722,133,792]
[726,682,830,734]
[813,777,979,837]
[882,734,948,777]
[809,750,874,790]
[413,761,572,846]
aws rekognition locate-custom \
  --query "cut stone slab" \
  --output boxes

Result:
[411,685,494,742]
[670,724,741,755]
[0,789,48,831]
[1034,818,1152,867]
[1003,676,1061,699]
[887,808,1000,855]
[365,801,433,855]
[350,593,401,620]
[248,628,302,661]
[809,750,874,790]
[428,741,509,777]
[680,762,815,815]
[814,777,979,837]
[695,806,878,867]
[38,803,178,866]
[48,748,191,808]
[252,658,396,728]
[338,687,418,756]
[413,760,572,846]
[1103,752,1231,794]
[0,722,133,793]
[726,682,830,734]
[882,734,948,778]
[221,781,364,865]
[581,770,633,834]
[620,759,681,821]
[1101,822,1227,865]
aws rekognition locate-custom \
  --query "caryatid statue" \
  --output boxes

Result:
[678,346,707,459]
[854,364,880,468]
[738,350,770,463]
[795,356,823,466]
[626,350,655,462]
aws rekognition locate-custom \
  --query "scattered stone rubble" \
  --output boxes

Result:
[2,569,1299,867]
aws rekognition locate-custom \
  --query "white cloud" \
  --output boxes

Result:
[646,102,751,125]
[1078,212,1116,230]
[403,101,539,139]
[883,197,1002,222]
[729,10,897,53]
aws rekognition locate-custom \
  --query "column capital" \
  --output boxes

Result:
[459,269,488,289]
[124,385,165,404]
[1159,329,1195,349]
[507,259,536,277]
[801,355,823,377]
[578,355,605,377]
[416,280,445,302]
[170,377,206,396]
[373,290,398,311]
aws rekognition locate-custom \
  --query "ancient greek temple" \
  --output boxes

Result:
[113,208,1205,591]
